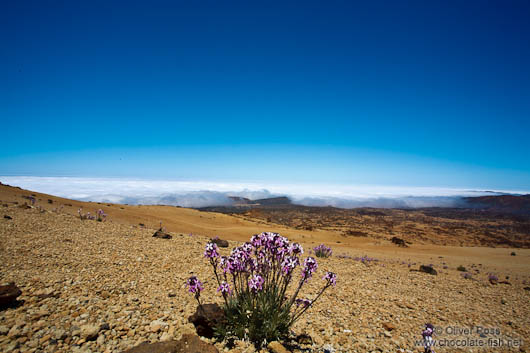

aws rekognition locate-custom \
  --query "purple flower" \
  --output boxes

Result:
[302,257,318,281]
[323,271,337,286]
[219,256,229,273]
[204,242,220,259]
[250,233,263,247]
[488,274,498,282]
[295,298,311,308]
[242,242,253,254]
[281,256,299,275]
[461,272,472,279]
[289,242,304,255]
[186,276,203,294]
[248,274,264,292]
[422,323,434,337]
[217,281,231,295]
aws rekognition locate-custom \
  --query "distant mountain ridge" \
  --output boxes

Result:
[213,193,530,216]
[464,194,530,215]
[227,196,292,206]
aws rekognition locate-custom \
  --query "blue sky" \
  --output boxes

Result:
[1,0,530,193]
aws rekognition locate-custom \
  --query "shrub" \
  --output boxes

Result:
[457,265,467,272]
[313,244,332,258]
[186,232,337,348]
[461,272,472,280]
[77,207,106,221]
[354,255,377,264]
[96,209,107,222]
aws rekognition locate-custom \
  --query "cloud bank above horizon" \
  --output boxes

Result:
[2,176,526,209]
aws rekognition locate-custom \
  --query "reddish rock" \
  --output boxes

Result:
[419,265,437,275]
[188,303,224,338]
[153,229,172,239]
[0,283,22,308]
[211,237,229,248]
[382,322,396,331]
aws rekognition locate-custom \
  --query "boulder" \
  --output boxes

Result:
[3,215,12,220]
[419,265,437,275]
[391,237,407,247]
[211,237,229,248]
[188,303,224,338]
[0,283,22,308]
[153,229,172,239]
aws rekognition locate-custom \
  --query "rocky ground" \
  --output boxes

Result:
[1,206,529,352]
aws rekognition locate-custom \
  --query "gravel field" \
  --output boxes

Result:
[1,206,529,352]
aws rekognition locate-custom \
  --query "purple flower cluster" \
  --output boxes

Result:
[461,272,472,279]
[96,209,107,222]
[248,274,264,292]
[301,257,318,281]
[295,298,311,307]
[217,281,231,295]
[354,255,377,264]
[186,232,338,332]
[78,208,96,220]
[313,244,332,258]
[323,271,337,286]
[186,276,203,294]
[422,323,435,338]
[204,242,220,259]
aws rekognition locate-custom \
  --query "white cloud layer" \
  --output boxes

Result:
[1,176,525,209]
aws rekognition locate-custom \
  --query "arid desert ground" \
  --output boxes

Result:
[1,183,529,352]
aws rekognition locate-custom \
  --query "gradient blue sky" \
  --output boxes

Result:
[1,1,529,191]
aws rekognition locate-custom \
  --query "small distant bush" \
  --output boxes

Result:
[96,209,107,222]
[313,244,332,258]
[461,272,473,280]
[78,207,106,221]
[187,232,337,348]
[354,255,378,264]
[457,265,467,272]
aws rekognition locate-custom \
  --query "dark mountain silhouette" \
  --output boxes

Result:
[464,194,530,215]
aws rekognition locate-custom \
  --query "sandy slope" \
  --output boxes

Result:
[0,183,527,274]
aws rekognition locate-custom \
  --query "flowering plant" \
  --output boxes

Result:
[422,323,435,353]
[313,244,332,258]
[78,207,107,221]
[187,232,337,347]
[96,209,107,222]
